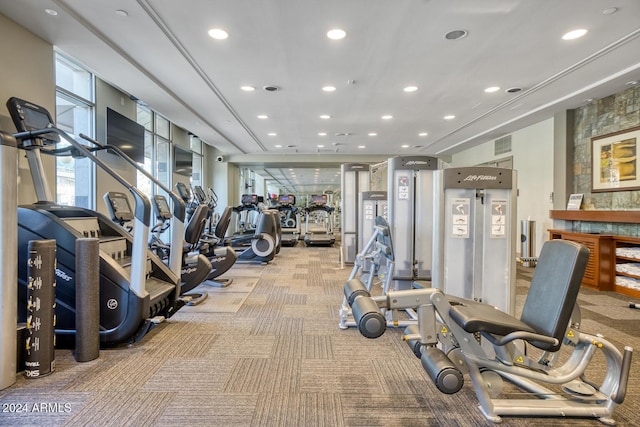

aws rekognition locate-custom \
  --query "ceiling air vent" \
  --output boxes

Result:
[494,135,512,155]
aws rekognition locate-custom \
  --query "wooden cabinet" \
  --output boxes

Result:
[612,236,640,299]
[548,230,614,291]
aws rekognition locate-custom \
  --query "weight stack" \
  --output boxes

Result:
[24,240,56,378]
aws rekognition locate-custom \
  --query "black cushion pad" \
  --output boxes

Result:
[449,302,537,336]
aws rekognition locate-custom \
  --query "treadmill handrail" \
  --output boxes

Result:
[79,133,186,276]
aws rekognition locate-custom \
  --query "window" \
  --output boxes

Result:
[136,106,172,199]
[190,135,203,188]
[55,54,95,208]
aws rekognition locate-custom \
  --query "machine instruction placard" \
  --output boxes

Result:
[364,204,374,220]
[398,176,409,199]
[450,198,470,238]
[491,199,507,238]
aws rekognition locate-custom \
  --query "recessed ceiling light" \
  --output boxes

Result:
[320,114,331,119]
[444,115,455,120]
[45,8,58,16]
[403,86,418,93]
[445,29,468,40]
[382,115,393,120]
[208,28,229,40]
[322,86,336,92]
[602,7,618,15]
[318,132,327,136]
[327,29,346,40]
[240,86,255,91]
[368,132,377,136]
[274,144,283,148]
[484,86,500,93]
[257,115,268,119]
[317,144,325,148]
[115,9,128,17]
[401,144,410,148]
[268,132,277,136]
[562,29,587,40]
[418,132,428,137]
[506,87,522,93]
[358,145,366,149]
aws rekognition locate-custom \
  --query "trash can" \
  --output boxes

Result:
[520,220,536,267]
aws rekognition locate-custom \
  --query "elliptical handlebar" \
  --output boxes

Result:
[12,125,153,298]
[78,133,185,278]
[79,133,186,223]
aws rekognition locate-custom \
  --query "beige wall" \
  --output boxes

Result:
[451,118,555,256]
[0,14,56,204]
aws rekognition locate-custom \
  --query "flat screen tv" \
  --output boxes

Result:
[106,108,145,163]
[174,145,193,177]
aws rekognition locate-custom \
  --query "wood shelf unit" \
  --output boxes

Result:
[550,210,640,223]
[612,235,640,299]
[548,230,614,291]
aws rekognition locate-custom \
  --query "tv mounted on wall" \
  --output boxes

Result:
[174,145,193,177]
[106,108,145,163]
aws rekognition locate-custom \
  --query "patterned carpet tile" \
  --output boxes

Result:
[2,244,639,427]
[223,358,301,393]
[250,392,344,427]
[154,393,258,427]
[64,391,174,426]
[250,317,305,335]
[142,358,236,393]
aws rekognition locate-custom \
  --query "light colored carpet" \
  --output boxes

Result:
[1,245,638,427]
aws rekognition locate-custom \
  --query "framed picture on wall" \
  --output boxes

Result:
[592,125,640,192]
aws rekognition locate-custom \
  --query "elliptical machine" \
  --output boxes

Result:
[104,191,211,305]
[7,97,184,346]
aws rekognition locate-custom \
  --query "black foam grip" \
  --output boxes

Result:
[352,296,385,338]
[421,346,463,394]
[344,278,370,306]
[75,238,100,362]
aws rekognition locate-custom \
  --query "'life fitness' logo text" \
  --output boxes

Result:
[463,174,498,182]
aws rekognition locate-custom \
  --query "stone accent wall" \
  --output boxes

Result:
[571,85,640,234]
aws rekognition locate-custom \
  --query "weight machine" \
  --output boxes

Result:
[341,163,370,263]
[345,239,633,425]
[433,166,517,314]
[387,156,441,290]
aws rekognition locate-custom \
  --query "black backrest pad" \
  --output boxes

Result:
[520,240,589,351]
[215,206,233,239]
[184,204,208,245]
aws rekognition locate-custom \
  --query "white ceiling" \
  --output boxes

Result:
[1,0,639,195]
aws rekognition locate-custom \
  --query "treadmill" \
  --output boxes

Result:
[7,97,183,347]
[277,194,299,246]
[304,194,336,246]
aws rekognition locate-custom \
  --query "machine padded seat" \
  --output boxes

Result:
[449,303,537,337]
[449,239,589,352]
